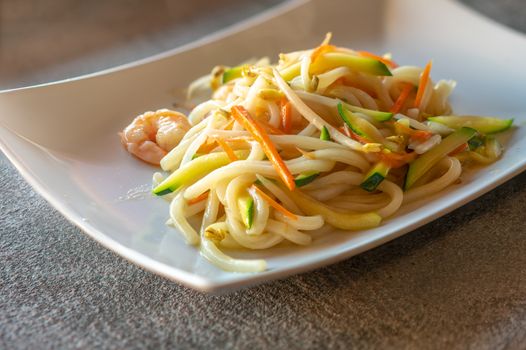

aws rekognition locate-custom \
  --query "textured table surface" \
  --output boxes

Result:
[2,1,526,349]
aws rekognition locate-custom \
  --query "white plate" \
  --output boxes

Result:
[1,0,525,293]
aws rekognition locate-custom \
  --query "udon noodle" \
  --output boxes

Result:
[120,34,513,272]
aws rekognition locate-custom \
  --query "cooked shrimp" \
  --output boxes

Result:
[120,109,191,165]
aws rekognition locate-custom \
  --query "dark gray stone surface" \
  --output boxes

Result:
[1,1,526,349]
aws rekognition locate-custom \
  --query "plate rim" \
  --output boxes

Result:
[3,127,526,293]
[1,0,526,293]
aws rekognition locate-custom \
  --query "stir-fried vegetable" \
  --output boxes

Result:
[427,116,513,134]
[357,50,398,68]
[405,127,477,190]
[118,34,515,273]
[231,105,296,191]
[390,83,413,114]
[153,150,249,195]
[252,186,297,220]
[414,60,433,109]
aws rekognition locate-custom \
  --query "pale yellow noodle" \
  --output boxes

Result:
[226,212,284,249]
[274,211,324,231]
[247,185,270,236]
[169,191,199,245]
[266,219,312,246]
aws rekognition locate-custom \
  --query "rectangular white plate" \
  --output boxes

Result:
[1,0,525,292]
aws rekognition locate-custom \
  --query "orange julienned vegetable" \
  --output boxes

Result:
[379,151,417,168]
[231,106,296,191]
[198,138,217,154]
[281,100,292,133]
[222,137,252,149]
[414,60,433,108]
[339,125,351,138]
[393,121,413,135]
[351,132,372,145]
[213,137,238,162]
[259,119,285,135]
[410,130,433,142]
[449,143,469,156]
[311,44,336,63]
[346,127,372,144]
[187,191,209,205]
[222,119,235,130]
[357,50,398,68]
[390,83,413,114]
[394,121,433,141]
[339,125,370,144]
[252,186,298,220]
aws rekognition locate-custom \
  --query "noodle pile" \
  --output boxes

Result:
[127,34,512,272]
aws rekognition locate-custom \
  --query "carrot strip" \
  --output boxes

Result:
[390,83,413,114]
[252,186,297,220]
[223,119,235,130]
[213,137,238,162]
[350,132,371,144]
[357,51,398,68]
[410,130,433,142]
[414,60,433,108]
[281,100,292,133]
[259,119,285,135]
[339,125,371,144]
[393,122,414,136]
[378,151,417,168]
[187,191,209,205]
[393,120,433,142]
[344,124,371,144]
[198,137,217,154]
[449,143,468,156]
[311,44,336,63]
[223,137,252,149]
[339,125,351,138]
[231,106,296,191]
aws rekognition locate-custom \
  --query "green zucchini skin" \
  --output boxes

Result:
[238,196,254,229]
[320,126,331,141]
[468,136,484,150]
[345,104,393,122]
[222,65,245,84]
[281,53,393,82]
[361,162,390,192]
[337,102,362,136]
[404,127,477,190]
[153,150,249,196]
[294,172,319,187]
[427,116,513,134]
[311,52,393,77]
[337,102,383,143]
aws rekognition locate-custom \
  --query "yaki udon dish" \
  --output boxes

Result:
[120,34,513,273]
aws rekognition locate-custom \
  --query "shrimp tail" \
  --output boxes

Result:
[120,132,166,165]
